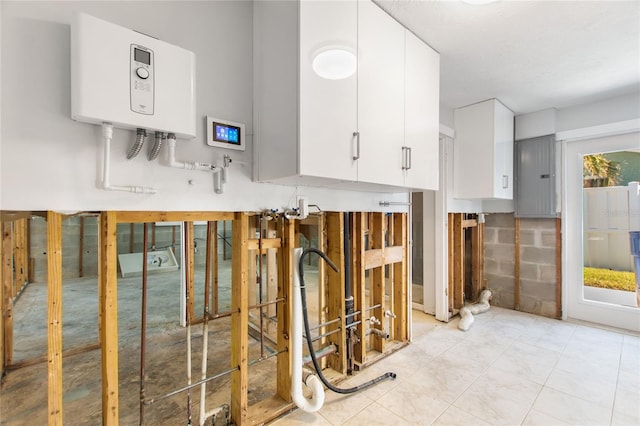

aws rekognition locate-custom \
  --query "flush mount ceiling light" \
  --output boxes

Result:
[312,47,357,80]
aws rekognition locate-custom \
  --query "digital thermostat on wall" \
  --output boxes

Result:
[206,116,245,151]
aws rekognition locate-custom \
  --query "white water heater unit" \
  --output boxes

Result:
[71,12,196,138]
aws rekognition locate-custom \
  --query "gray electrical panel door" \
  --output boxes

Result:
[515,135,557,218]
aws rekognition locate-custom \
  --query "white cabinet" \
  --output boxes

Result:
[404,30,440,190]
[254,0,439,191]
[453,99,514,199]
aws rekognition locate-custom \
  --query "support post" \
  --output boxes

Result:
[447,213,454,311]
[354,212,366,364]
[326,212,346,374]
[452,214,464,309]
[185,222,195,323]
[556,218,562,319]
[514,217,521,310]
[100,211,119,425]
[2,222,13,368]
[47,211,63,425]
[14,219,27,295]
[371,213,385,353]
[231,213,249,424]
[276,217,294,401]
[392,213,408,342]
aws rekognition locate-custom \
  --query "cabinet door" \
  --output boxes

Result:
[299,0,358,182]
[404,30,439,190]
[492,101,514,199]
[357,0,405,187]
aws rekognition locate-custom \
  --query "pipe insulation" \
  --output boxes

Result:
[296,248,397,398]
[100,123,157,194]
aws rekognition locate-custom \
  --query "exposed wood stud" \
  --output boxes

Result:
[354,212,366,364]
[100,211,119,425]
[2,222,13,368]
[79,216,85,277]
[231,213,249,424]
[392,213,408,342]
[447,213,454,311]
[556,218,562,319]
[211,222,219,315]
[452,214,464,309]
[326,212,346,374]
[276,217,294,401]
[514,218,521,310]
[116,211,234,224]
[185,222,195,323]
[371,213,385,353]
[47,211,64,425]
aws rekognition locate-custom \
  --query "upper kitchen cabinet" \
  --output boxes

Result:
[453,99,514,199]
[404,29,440,190]
[253,0,440,191]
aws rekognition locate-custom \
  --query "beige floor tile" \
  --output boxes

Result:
[432,405,491,426]
[269,409,332,425]
[531,387,611,425]
[489,342,559,385]
[611,409,640,426]
[376,379,450,424]
[521,409,570,426]
[341,401,411,426]
[545,367,617,407]
[403,357,479,404]
[317,389,374,426]
[453,370,541,425]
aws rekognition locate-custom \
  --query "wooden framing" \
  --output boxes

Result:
[276,217,294,402]
[2,222,13,368]
[452,214,464,309]
[326,212,346,374]
[556,218,562,319]
[100,211,119,425]
[392,213,408,342]
[185,221,195,322]
[514,218,521,310]
[47,211,64,424]
[470,221,485,302]
[354,212,366,365]
[231,213,249,425]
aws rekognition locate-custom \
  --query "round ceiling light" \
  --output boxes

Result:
[312,48,357,80]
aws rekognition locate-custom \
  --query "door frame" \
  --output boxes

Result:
[561,128,640,332]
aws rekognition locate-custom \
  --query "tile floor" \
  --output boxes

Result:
[270,307,640,426]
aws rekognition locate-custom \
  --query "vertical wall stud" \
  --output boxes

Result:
[2,222,13,368]
[452,214,464,309]
[514,218,521,310]
[371,213,385,353]
[47,211,63,424]
[185,222,195,323]
[100,211,119,425]
[354,212,366,364]
[393,213,408,342]
[555,218,562,319]
[326,212,346,374]
[276,217,294,401]
[231,213,249,424]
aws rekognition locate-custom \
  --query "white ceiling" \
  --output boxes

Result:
[375,0,640,115]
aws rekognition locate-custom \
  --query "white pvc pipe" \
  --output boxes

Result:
[101,123,157,194]
[199,319,208,426]
[167,136,217,172]
[291,248,325,413]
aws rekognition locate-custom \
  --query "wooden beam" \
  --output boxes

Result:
[185,222,195,323]
[2,222,13,368]
[116,211,234,224]
[556,218,562,319]
[231,213,249,425]
[276,217,294,401]
[392,213,408,342]
[100,211,119,425]
[0,223,5,377]
[211,222,219,315]
[47,211,63,424]
[315,214,328,370]
[266,248,278,334]
[371,213,385,353]
[79,216,85,277]
[247,238,282,251]
[354,212,366,365]
[447,213,454,312]
[453,214,464,309]
[14,218,27,295]
[514,218,521,310]
[326,212,346,374]
[471,222,485,301]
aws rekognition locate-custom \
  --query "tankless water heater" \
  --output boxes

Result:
[71,13,196,138]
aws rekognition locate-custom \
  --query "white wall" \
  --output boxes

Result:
[0,1,408,213]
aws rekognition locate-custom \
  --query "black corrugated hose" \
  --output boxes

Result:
[298,248,397,394]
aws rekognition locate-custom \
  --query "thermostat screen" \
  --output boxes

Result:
[134,48,151,65]
[214,123,240,145]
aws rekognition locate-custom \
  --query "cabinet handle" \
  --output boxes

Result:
[401,147,407,170]
[502,175,509,188]
[353,131,360,160]
[407,147,412,170]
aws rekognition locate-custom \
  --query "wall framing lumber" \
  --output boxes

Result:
[452,214,464,309]
[447,213,454,310]
[185,222,195,322]
[470,222,485,301]
[231,213,249,424]
[354,212,366,364]
[370,213,385,353]
[392,213,407,342]
[47,211,64,424]
[556,218,562,319]
[99,211,119,425]
[210,222,219,315]
[326,212,346,374]
[2,222,13,368]
[13,218,27,295]
[276,217,294,401]
[514,218,521,310]
[116,211,234,224]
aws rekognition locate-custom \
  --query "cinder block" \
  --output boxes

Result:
[521,218,556,230]
[499,260,515,277]
[519,262,539,281]
[498,229,515,244]
[485,273,515,291]
[484,228,497,243]
[522,246,556,265]
[520,280,556,301]
[541,231,557,248]
[539,264,557,283]
[485,244,516,262]
[540,301,558,318]
[489,287,515,309]
[484,258,499,274]
[519,295,542,315]
[486,213,515,229]
[519,230,536,246]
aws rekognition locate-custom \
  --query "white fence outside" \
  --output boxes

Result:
[584,182,640,272]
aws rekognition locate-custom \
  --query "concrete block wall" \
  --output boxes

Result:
[484,213,559,318]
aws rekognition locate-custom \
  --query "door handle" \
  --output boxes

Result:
[353,131,360,160]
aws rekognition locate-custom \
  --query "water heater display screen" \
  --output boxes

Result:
[134,48,151,65]
[214,123,240,145]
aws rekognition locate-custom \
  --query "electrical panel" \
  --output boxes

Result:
[71,12,196,138]
[514,135,558,218]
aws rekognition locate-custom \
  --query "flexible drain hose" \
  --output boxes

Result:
[127,128,147,159]
[299,248,397,394]
[148,131,164,161]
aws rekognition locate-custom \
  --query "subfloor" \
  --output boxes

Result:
[270,308,640,426]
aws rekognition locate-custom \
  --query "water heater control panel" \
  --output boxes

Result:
[130,44,154,115]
